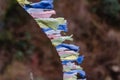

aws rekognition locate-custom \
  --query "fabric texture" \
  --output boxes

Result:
[18,0,86,79]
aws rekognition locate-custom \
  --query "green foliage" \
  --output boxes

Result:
[90,0,120,25]
[100,0,120,17]
[0,30,13,42]
[0,28,34,61]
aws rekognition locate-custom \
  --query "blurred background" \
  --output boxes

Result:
[54,0,120,80]
[0,0,120,80]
